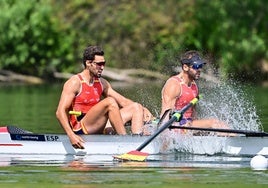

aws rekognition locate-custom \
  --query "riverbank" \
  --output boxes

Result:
[1,68,267,87]
[0,68,167,84]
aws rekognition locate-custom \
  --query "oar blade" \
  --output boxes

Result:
[113,150,149,161]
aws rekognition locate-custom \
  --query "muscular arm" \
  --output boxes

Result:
[56,76,84,148]
[161,78,181,116]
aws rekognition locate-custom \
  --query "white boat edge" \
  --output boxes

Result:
[0,132,160,155]
[0,126,267,156]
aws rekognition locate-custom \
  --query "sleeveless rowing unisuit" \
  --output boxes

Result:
[172,76,198,121]
[69,74,103,134]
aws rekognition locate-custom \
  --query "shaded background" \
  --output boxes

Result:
[0,0,267,83]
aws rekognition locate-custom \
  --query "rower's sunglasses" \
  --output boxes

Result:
[94,61,106,66]
[190,63,203,70]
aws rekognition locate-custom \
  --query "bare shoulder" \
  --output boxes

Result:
[162,76,181,97]
[99,77,111,89]
[163,76,180,89]
[99,77,112,95]
[99,77,123,99]
[63,75,80,93]
[99,77,109,85]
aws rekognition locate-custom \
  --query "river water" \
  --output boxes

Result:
[0,81,267,187]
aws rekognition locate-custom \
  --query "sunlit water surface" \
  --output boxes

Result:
[0,153,267,187]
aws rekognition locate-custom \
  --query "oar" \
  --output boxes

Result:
[113,96,200,161]
[169,126,268,137]
[156,108,171,127]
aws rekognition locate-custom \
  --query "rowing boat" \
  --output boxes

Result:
[0,126,160,155]
[162,132,268,156]
[0,125,267,156]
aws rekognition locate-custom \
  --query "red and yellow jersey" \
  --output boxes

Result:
[71,74,103,113]
[173,76,198,118]
[69,74,103,133]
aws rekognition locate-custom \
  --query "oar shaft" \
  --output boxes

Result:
[157,109,171,127]
[136,96,199,151]
[169,126,268,137]
[136,116,178,151]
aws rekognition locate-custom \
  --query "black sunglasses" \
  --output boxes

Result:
[191,63,203,70]
[94,61,106,66]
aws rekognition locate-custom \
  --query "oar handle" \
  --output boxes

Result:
[69,111,82,116]
[136,96,200,151]
[172,96,200,122]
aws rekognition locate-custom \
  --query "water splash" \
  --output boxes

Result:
[159,130,226,155]
[197,79,262,131]
[157,78,263,155]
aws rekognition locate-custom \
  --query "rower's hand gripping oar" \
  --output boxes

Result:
[113,96,200,161]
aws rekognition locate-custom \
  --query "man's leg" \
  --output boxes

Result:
[120,102,144,134]
[192,119,230,129]
[81,97,127,134]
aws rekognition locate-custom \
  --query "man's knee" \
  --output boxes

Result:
[105,97,119,109]
[131,102,143,112]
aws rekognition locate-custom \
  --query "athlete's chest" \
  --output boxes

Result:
[78,83,102,104]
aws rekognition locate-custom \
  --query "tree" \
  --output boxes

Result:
[187,0,268,81]
[1,0,267,82]
[0,0,75,78]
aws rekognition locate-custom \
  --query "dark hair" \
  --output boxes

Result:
[180,50,201,64]
[82,46,104,67]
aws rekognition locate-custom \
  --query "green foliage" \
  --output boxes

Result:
[0,0,267,81]
[53,0,194,73]
[190,0,268,81]
[0,0,75,77]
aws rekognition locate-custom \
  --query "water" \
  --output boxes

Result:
[0,81,268,187]
[0,154,267,187]
[197,80,262,131]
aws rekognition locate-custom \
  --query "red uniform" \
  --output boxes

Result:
[69,74,103,134]
[172,76,198,120]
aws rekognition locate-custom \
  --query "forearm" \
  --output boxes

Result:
[56,110,74,136]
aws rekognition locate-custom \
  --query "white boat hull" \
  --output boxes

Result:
[0,132,160,155]
[0,126,267,156]
[158,130,268,156]
[223,136,268,156]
